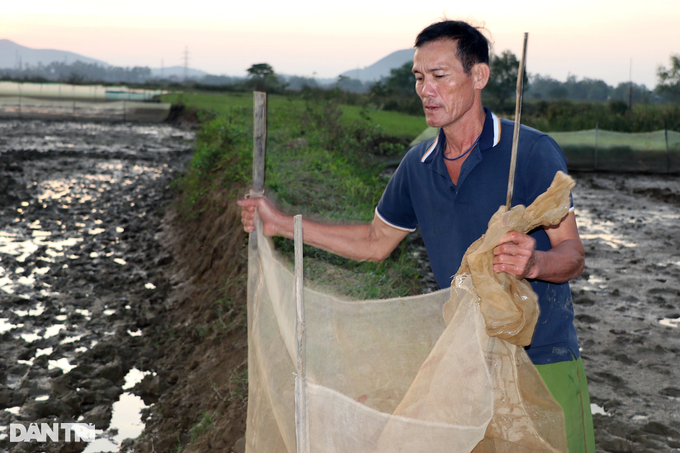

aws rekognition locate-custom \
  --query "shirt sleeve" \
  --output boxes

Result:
[376,155,418,232]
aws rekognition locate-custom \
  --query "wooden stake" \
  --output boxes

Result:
[253,91,267,195]
[505,33,529,211]
[293,215,310,453]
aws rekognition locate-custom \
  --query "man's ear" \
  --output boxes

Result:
[473,63,490,90]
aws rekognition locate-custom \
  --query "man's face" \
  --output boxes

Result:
[412,39,485,130]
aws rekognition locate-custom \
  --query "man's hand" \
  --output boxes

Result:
[492,212,585,283]
[237,196,285,237]
[492,231,539,280]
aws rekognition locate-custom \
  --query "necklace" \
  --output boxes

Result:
[442,135,480,161]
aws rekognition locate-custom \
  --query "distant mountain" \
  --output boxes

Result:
[0,39,108,69]
[340,49,415,82]
[150,66,211,80]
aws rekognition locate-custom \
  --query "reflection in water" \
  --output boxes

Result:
[20,331,40,343]
[13,302,45,317]
[82,368,153,452]
[0,228,83,294]
[659,317,680,328]
[0,319,20,333]
[590,403,611,417]
[48,358,75,373]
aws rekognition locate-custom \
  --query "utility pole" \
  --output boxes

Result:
[183,47,190,82]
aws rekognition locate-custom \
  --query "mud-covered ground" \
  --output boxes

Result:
[570,173,680,452]
[0,119,679,452]
[0,120,194,452]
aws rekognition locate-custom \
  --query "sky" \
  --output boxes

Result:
[2,0,679,88]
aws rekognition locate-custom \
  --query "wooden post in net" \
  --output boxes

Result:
[293,215,310,453]
[505,33,529,211]
[253,91,267,195]
[249,91,267,248]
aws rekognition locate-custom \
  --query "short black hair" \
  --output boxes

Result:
[414,20,490,75]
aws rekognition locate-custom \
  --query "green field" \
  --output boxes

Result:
[161,91,426,140]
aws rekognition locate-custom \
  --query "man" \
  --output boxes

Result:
[239,20,595,453]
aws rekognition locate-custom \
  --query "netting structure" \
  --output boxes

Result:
[0,97,171,122]
[0,82,170,122]
[551,129,680,173]
[411,126,680,174]
[246,172,576,452]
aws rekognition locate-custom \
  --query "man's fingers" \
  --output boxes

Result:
[238,197,260,233]
[492,231,538,279]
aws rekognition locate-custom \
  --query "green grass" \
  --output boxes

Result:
[161,91,426,140]
[175,94,427,299]
[339,105,427,139]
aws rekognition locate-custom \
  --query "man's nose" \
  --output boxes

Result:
[420,78,436,98]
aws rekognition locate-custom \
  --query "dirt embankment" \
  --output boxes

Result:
[131,189,249,453]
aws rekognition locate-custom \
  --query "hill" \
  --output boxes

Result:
[0,39,107,69]
[340,48,414,82]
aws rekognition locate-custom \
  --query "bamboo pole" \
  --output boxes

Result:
[505,33,529,211]
[253,91,267,195]
[293,215,310,453]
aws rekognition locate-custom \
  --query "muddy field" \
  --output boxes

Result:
[0,119,194,452]
[569,173,680,452]
[0,119,679,452]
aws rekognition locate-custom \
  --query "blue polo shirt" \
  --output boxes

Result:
[376,108,579,365]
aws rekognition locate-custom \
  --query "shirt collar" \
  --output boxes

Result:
[420,107,501,165]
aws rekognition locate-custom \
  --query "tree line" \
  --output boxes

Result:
[2,51,678,114]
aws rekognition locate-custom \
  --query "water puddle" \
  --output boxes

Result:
[590,403,611,417]
[20,331,40,343]
[37,347,53,357]
[49,358,76,373]
[13,302,46,317]
[82,368,153,452]
[0,227,84,294]
[4,407,21,416]
[0,319,19,334]
[659,317,680,328]
[61,335,83,345]
[44,324,66,338]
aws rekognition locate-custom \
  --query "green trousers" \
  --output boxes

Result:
[534,357,596,453]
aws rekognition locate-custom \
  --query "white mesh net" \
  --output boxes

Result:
[246,173,575,453]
